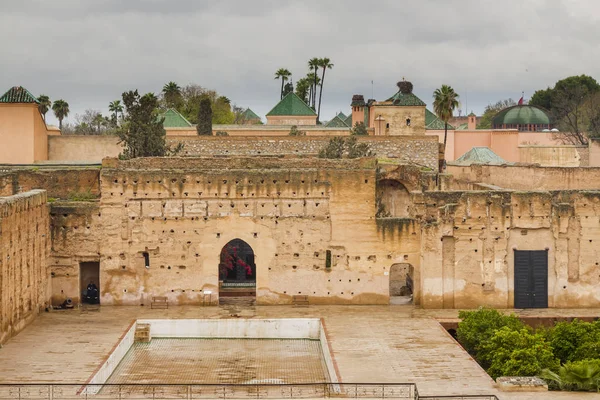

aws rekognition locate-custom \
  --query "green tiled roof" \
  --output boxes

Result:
[161,108,192,128]
[241,108,261,120]
[385,90,426,107]
[492,105,550,126]
[453,147,511,166]
[344,114,353,127]
[425,109,455,130]
[0,86,40,104]
[325,114,350,128]
[456,123,469,130]
[266,93,317,117]
[336,112,347,121]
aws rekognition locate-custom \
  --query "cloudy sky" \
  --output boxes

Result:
[1,0,599,126]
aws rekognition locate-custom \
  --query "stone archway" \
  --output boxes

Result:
[389,263,413,305]
[218,239,256,304]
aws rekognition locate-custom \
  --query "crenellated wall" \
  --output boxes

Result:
[0,190,50,344]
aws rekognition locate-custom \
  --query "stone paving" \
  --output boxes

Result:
[0,305,599,399]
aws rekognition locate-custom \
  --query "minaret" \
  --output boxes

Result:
[351,95,366,128]
[468,111,477,130]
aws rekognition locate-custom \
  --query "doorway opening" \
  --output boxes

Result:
[218,239,256,305]
[80,261,100,305]
[389,263,413,305]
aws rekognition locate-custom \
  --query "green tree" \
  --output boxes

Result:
[274,68,292,100]
[212,96,234,124]
[530,75,600,144]
[52,99,70,130]
[289,125,306,136]
[481,327,559,379]
[295,77,311,104]
[477,99,517,129]
[197,97,213,135]
[433,85,459,169]
[319,137,345,159]
[37,95,51,122]
[318,137,371,159]
[308,58,320,108]
[317,58,334,124]
[351,122,368,136]
[92,113,105,133]
[541,359,600,392]
[162,81,183,109]
[108,100,123,126]
[548,319,600,364]
[117,90,179,158]
[457,308,524,359]
[346,136,372,159]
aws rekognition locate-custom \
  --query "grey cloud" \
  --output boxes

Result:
[0,0,598,125]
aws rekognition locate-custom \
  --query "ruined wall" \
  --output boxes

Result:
[416,191,600,309]
[519,146,589,167]
[446,164,600,191]
[169,136,439,170]
[46,158,423,306]
[0,190,50,344]
[0,168,100,198]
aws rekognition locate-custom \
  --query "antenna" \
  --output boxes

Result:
[371,80,374,100]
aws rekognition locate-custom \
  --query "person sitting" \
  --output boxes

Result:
[85,282,99,304]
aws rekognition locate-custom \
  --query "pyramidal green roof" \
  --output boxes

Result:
[344,114,353,127]
[266,92,317,117]
[453,147,511,166]
[425,109,455,130]
[241,108,261,120]
[161,108,192,128]
[336,111,347,120]
[385,90,426,107]
[325,114,350,128]
[0,86,39,104]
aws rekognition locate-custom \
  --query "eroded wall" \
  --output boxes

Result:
[368,105,426,136]
[0,190,50,344]
[416,191,600,309]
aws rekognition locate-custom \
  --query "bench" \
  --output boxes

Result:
[292,295,309,307]
[151,296,169,309]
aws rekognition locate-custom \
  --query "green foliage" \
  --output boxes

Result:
[549,320,600,364]
[196,98,213,136]
[351,122,368,136]
[162,81,183,109]
[117,90,180,158]
[316,58,334,123]
[274,68,292,100]
[108,100,123,126]
[433,85,459,165]
[52,99,70,130]
[67,190,97,202]
[295,77,312,104]
[215,131,229,137]
[480,327,559,379]
[477,99,517,129]
[38,95,51,121]
[541,359,600,392]
[318,136,372,159]
[457,308,524,358]
[289,125,306,136]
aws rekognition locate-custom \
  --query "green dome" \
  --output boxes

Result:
[492,105,550,126]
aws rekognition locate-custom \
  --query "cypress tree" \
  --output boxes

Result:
[197,98,213,135]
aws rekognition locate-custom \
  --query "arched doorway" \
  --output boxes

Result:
[218,239,256,305]
[389,263,413,305]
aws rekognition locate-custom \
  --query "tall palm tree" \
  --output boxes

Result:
[52,99,70,130]
[162,81,182,108]
[108,100,123,124]
[433,85,460,169]
[305,72,321,109]
[308,58,320,107]
[274,68,292,100]
[317,58,334,124]
[37,95,51,122]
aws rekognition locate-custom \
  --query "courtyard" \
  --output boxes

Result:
[1,305,599,399]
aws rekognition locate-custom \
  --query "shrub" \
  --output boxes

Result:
[548,319,600,364]
[457,308,524,359]
[318,137,372,159]
[480,327,559,379]
[289,125,306,136]
[215,131,229,136]
[319,137,345,158]
[346,136,372,159]
[541,359,600,392]
[67,190,97,202]
[351,121,368,136]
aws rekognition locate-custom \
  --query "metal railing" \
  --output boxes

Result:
[0,383,418,400]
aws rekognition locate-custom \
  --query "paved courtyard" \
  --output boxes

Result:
[0,305,599,399]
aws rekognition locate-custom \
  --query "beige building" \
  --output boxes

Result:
[265,92,318,125]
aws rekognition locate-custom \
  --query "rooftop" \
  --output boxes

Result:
[425,109,455,130]
[266,92,317,117]
[160,108,192,128]
[0,86,39,104]
[452,147,511,166]
[492,105,551,126]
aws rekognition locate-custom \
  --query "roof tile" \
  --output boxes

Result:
[0,86,39,104]
[266,93,317,117]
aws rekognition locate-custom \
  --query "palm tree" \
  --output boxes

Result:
[92,113,105,133]
[308,58,320,107]
[108,100,123,125]
[541,361,600,391]
[433,85,460,168]
[162,81,182,108]
[52,99,70,130]
[317,58,334,124]
[37,95,51,121]
[274,68,292,100]
[305,72,321,109]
